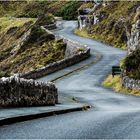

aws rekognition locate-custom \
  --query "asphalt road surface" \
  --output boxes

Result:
[1,21,140,139]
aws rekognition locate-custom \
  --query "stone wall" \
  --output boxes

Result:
[0,76,57,107]
[122,76,140,90]
[44,23,56,30]
[20,47,90,79]
[20,29,90,79]
[0,25,90,107]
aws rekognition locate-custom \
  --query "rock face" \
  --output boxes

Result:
[127,7,140,54]
[77,2,102,30]
[122,6,140,89]
[18,28,90,79]
[10,27,32,55]
[0,76,57,107]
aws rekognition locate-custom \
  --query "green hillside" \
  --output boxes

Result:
[0,1,83,20]
[76,1,140,49]
[0,17,66,77]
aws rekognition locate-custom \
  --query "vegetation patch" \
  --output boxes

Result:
[122,49,140,79]
[77,1,140,49]
[74,29,91,38]
[0,1,83,20]
[0,17,66,77]
[102,75,140,96]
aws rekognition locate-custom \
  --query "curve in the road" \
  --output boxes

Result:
[1,21,140,139]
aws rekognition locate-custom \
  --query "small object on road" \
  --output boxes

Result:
[112,66,121,77]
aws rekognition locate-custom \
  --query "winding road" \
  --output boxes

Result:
[1,21,140,139]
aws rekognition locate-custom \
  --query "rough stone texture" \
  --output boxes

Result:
[20,47,90,79]
[78,3,101,30]
[122,75,140,90]
[127,6,140,54]
[122,6,140,90]
[19,28,90,79]
[0,76,57,107]
[44,23,56,30]
[10,28,31,55]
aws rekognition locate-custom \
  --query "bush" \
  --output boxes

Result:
[35,13,55,26]
[57,1,83,20]
[28,25,46,43]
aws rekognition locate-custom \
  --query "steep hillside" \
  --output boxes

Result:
[0,1,83,20]
[121,4,140,80]
[0,17,66,77]
[122,49,140,79]
[76,1,140,49]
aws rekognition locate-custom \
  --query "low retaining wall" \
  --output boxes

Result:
[21,48,90,79]
[122,76,140,90]
[0,76,57,107]
[44,23,56,30]
[20,29,90,79]
[0,25,90,108]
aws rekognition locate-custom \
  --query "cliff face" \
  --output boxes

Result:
[122,6,140,80]
[127,6,140,54]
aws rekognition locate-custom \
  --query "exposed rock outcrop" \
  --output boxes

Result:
[77,2,101,30]
[20,30,90,79]
[127,6,140,54]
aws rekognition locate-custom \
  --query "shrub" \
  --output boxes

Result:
[58,1,83,20]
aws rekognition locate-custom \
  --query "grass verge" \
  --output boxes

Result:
[74,28,91,39]
[74,28,126,50]
[102,75,140,96]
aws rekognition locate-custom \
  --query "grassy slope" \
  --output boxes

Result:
[0,17,35,33]
[76,1,140,49]
[103,75,140,96]
[0,18,66,76]
[0,1,84,77]
[0,1,83,20]
[122,49,140,80]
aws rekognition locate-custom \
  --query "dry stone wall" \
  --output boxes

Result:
[122,76,140,90]
[44,23,56,30]
[0,76,57,107]
[0,25,90,107]
[20,28,90,79]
